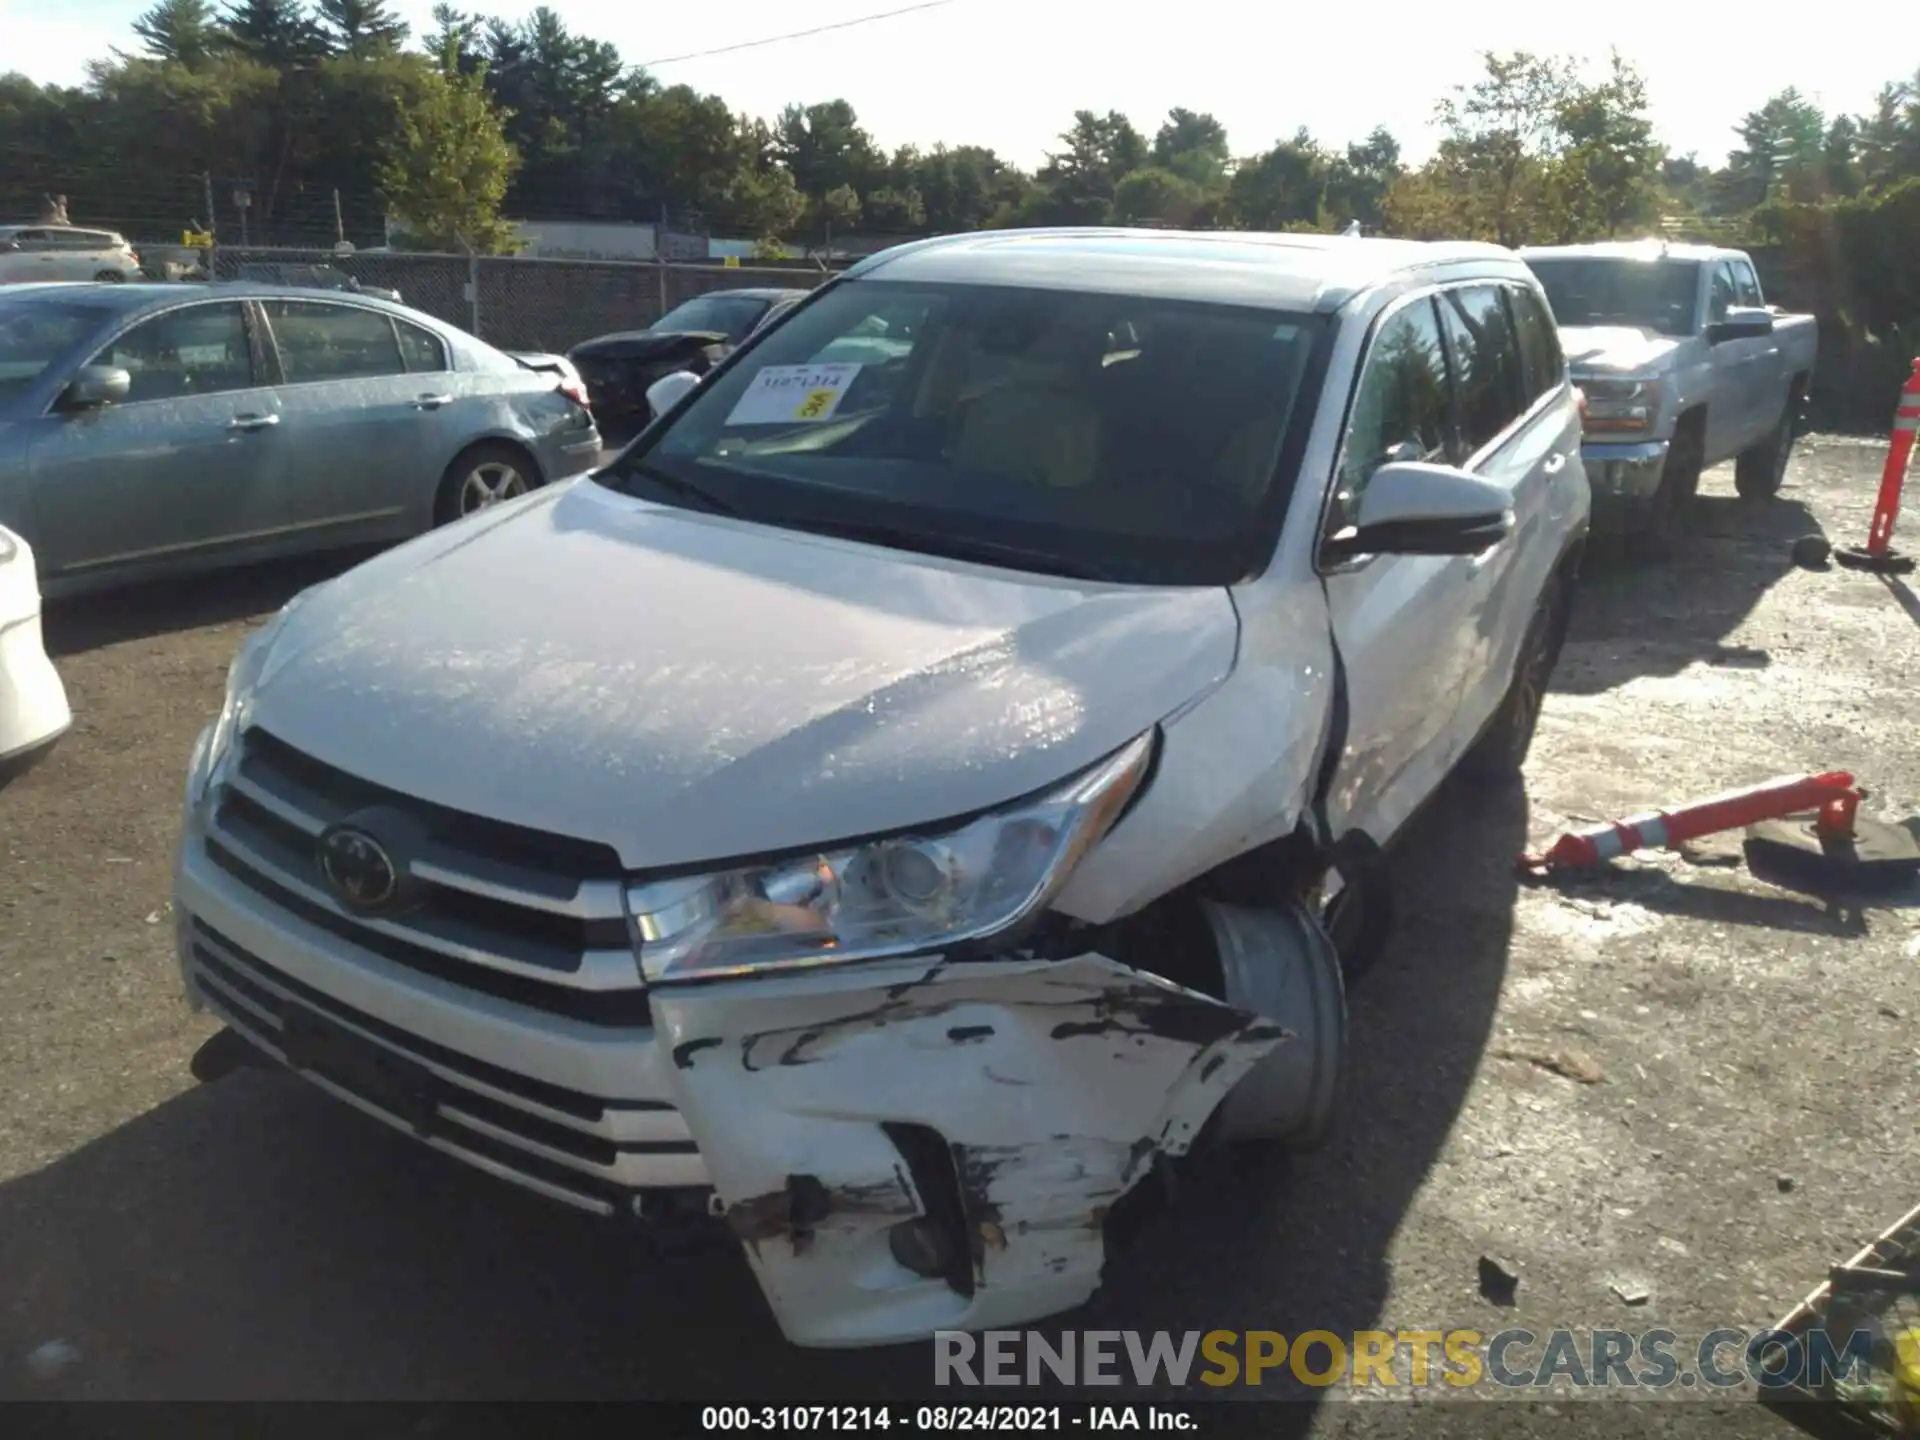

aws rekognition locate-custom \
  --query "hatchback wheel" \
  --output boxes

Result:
[435,443,537,525]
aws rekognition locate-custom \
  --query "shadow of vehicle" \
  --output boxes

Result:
[1558,475,1822,697]
[40,549,381,659]
[0,773,1526,1407]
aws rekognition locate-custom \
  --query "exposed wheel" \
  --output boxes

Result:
[93,270,126,282]
[1735,409,1796,499]
[435,442,537,525]
[1461,571,1570,783]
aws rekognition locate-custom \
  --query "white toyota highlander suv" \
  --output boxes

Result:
[171,228,1589,1348]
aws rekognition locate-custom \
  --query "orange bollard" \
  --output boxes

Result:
[1518,772,1859,874]
[1837,360,1920,574]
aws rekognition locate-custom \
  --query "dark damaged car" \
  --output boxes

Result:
[567,287,808,434]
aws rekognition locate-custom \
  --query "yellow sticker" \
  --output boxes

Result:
[794,389,836,419]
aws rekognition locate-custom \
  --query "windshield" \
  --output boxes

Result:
[654,293,774,343]
[0,299,107,405]
[601,278,1327,585]
[1525,258,1701,338]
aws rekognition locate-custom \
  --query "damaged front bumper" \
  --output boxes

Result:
[175,732,1325,1347]
[653,951,1286,1347]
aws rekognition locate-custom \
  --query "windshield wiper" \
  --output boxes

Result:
[607,460,740,516]
[781,517,1119,582]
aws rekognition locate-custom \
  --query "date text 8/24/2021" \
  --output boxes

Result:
[700,1407,1199,1432]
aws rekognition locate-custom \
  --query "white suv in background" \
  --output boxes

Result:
[0,526,72,787]
[172,229,1589,1348]
[0,226,143,284]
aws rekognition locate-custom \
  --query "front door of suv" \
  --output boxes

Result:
[1317,290,1482,846]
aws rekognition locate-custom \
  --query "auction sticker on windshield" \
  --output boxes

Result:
[725,363,862,426]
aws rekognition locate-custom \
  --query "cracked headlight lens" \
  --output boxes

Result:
[630,730,1156,983]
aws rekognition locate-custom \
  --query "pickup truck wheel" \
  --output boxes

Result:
[1734,412,1795,499]
[1461,574,1567,783]
[1630,433,1701,560]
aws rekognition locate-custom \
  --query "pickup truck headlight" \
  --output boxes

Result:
[1578,378,1659,436]
[629,730,1156,983]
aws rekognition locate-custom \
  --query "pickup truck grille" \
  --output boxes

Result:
[181,918,707,1215]
[205,728,651,1025]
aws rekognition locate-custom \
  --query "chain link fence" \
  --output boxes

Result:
[207,246,835,353]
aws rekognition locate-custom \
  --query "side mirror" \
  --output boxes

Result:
[646,370,701,419]
[59,364,131,411]
[1324,461,1513,561]
[1706,306,1774,344]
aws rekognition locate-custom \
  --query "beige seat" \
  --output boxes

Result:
[948,320,1107,490]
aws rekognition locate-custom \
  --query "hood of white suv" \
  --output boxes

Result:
[246,481,1239,871]
[1560,325,1684,376]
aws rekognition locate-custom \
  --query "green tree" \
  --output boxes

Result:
[1324,125,1402,228]
[862,184,925,233]
[775,99,883,207]
[812,182,862,242]
[132,0,218,67]
[1226,129,1330,229]
[1547,51,1661,239]
[1029,109,1147,224]
[376,51,520,251]
[1724,88,1829,207]
[1150,107,1230,189]
[217,0,326,67]
[421,3,481,73]
[315,0,409,58]
[1431,50,1582,245]
[1112,165,1202,225]
[896,143,1032,231]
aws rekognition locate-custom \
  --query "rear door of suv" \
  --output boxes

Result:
[1436,278,1582,740]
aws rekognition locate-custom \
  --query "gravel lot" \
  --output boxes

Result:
[2,440,1915,1434]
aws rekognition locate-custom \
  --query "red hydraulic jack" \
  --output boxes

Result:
[1835,358,1920,575]
[1518,772,1920,894]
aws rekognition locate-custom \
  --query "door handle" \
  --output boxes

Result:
[413,393,454,410]
[228,413,279,431]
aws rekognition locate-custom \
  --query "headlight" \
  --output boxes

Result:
[1577,377,1658,435]
[200,590,312,793]
[629,730,1157,984]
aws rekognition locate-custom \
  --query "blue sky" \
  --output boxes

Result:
[0,0,1902,170]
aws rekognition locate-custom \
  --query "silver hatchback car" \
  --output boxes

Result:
[0,283,603,596]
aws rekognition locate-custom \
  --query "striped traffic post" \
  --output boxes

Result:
[1836,358,1920,574]
[1518,772,1860,875]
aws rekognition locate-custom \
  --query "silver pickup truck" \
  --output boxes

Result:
[1520,241,1817,550]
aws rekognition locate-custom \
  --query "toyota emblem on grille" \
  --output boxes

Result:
[317,824,401,913]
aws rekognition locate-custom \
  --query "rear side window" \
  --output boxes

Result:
[1732,261,1764,308]
[1329,295,1452,537]
[395,318,448,372]
[1436,284,1526,458]
[264,300,404,382]
[1507,284,1565,407]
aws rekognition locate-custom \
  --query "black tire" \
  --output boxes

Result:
[93,270,126,283]
[1317,833,1393,987]
[1734,408,1796,499]
[434,441,540,526]
[1461,571,1570,783]
[1630,425,1703,560]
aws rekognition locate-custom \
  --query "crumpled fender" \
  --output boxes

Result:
[651,952,1284,1348]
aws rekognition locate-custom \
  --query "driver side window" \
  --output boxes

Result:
[1708,263,1738,323]
[1326,296,1452,541]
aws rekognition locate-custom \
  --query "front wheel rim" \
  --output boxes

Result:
[460,461,527,514]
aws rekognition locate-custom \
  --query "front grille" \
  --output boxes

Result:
[205,729,652,1024]
[183,918,707,1216]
